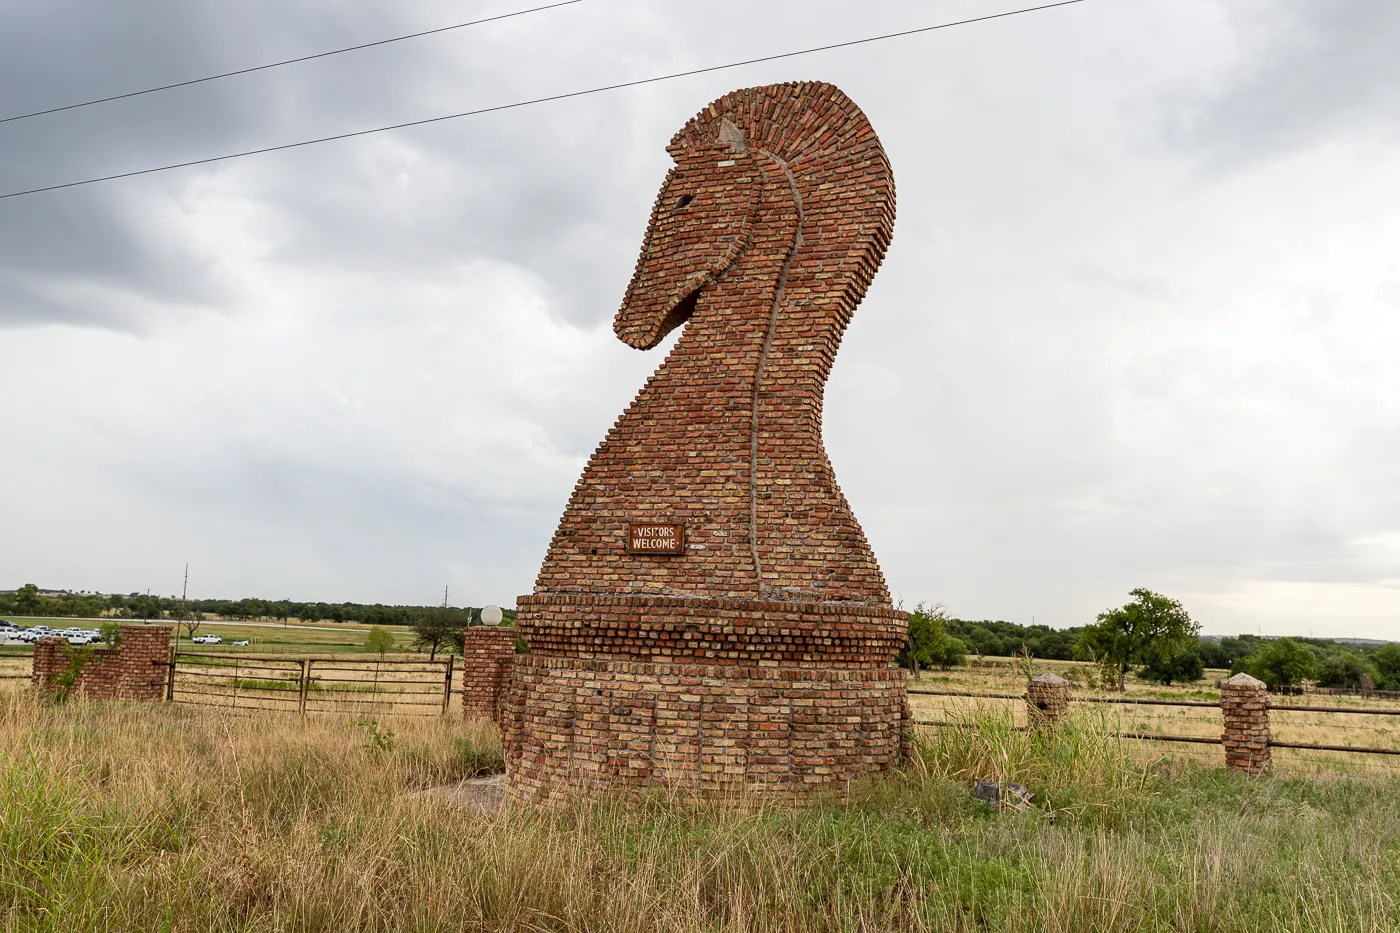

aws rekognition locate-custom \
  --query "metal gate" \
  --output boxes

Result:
[170,652,454,716]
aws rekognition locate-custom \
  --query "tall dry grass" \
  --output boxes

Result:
[1,690,1397,931]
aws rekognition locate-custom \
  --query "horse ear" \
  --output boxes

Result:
[718,118,748,153]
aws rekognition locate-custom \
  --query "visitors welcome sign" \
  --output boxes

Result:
[626,523,684,555]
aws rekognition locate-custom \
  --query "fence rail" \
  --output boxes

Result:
[908,687,1400,760]
[0,646,32,680]
[169,653,455,716]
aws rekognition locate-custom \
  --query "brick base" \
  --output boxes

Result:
[502,654,906,804]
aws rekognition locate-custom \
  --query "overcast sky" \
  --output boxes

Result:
[3,0,1398,638]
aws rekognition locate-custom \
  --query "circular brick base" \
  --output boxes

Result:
[503,655,907,804]
[515,593,906,667]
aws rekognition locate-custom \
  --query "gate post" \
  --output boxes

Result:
[166,645,176,702]
[461,626,517,722]
[298,659,310,714]
[442,654,455,715]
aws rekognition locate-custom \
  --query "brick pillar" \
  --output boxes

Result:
[1220,672,1270,775]
[114,626,174,700]
[1026,672,1071,729]
[461,626,518,722]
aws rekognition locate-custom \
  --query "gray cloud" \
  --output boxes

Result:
[3,0,1400,637]
[1172,0,1400,162]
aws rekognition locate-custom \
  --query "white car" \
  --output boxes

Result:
[191,634,223,645]
[231,640,250,647]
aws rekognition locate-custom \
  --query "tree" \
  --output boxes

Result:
[1239,638,1319,689]
[412,607,466,661]
[15,584,40,616]
[1316,652,1376,691]
[272,600,291,628]
[364,626,395,659]
[898,604,967,677]
[172,601,202,640]
[1373,644,1400,690]
[1139,647,1205,686]
[1075,589,1199,691]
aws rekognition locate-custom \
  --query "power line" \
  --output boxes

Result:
[0,0,1089,202]
[0,0,585,126]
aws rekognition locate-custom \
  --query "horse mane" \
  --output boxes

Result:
[668,81,896,322]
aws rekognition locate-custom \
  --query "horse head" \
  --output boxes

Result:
[614,119,759,350]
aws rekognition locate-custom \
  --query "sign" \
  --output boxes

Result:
[627,523,685,555]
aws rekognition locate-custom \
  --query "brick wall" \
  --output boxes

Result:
[461,626,518,722]
[503,655,906,804]
[507,82,906,801]
[32,625,172,701]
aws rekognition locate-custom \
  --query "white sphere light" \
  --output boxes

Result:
[480,605,503,626]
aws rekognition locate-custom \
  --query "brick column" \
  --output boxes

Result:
[461,626,518,722]
[1026,672,1071,729]
[1220,672,1270,775]
[114,626,174,700]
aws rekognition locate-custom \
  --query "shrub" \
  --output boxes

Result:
[1139,647,1205,686]
[98,621,122,648]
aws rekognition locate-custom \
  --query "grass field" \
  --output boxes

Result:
[1,693,1397,931]
[0,616,418,655]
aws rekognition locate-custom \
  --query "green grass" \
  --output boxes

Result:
[0,695,1396,931]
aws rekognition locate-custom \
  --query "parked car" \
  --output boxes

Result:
[231,640,250,647]
[191,634,223,645]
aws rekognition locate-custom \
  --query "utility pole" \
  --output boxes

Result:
[442,585,449,609]
[180,564,190,637]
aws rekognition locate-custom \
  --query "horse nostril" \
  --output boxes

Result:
[672,194,694,210]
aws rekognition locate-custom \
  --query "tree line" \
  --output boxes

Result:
[900,589,1400,691]
[9,585,1394,691]
[0,585,515,629]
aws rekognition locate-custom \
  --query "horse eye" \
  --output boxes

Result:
[672,194,694,210]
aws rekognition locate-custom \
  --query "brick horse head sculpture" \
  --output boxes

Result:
[505,82,909,803]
